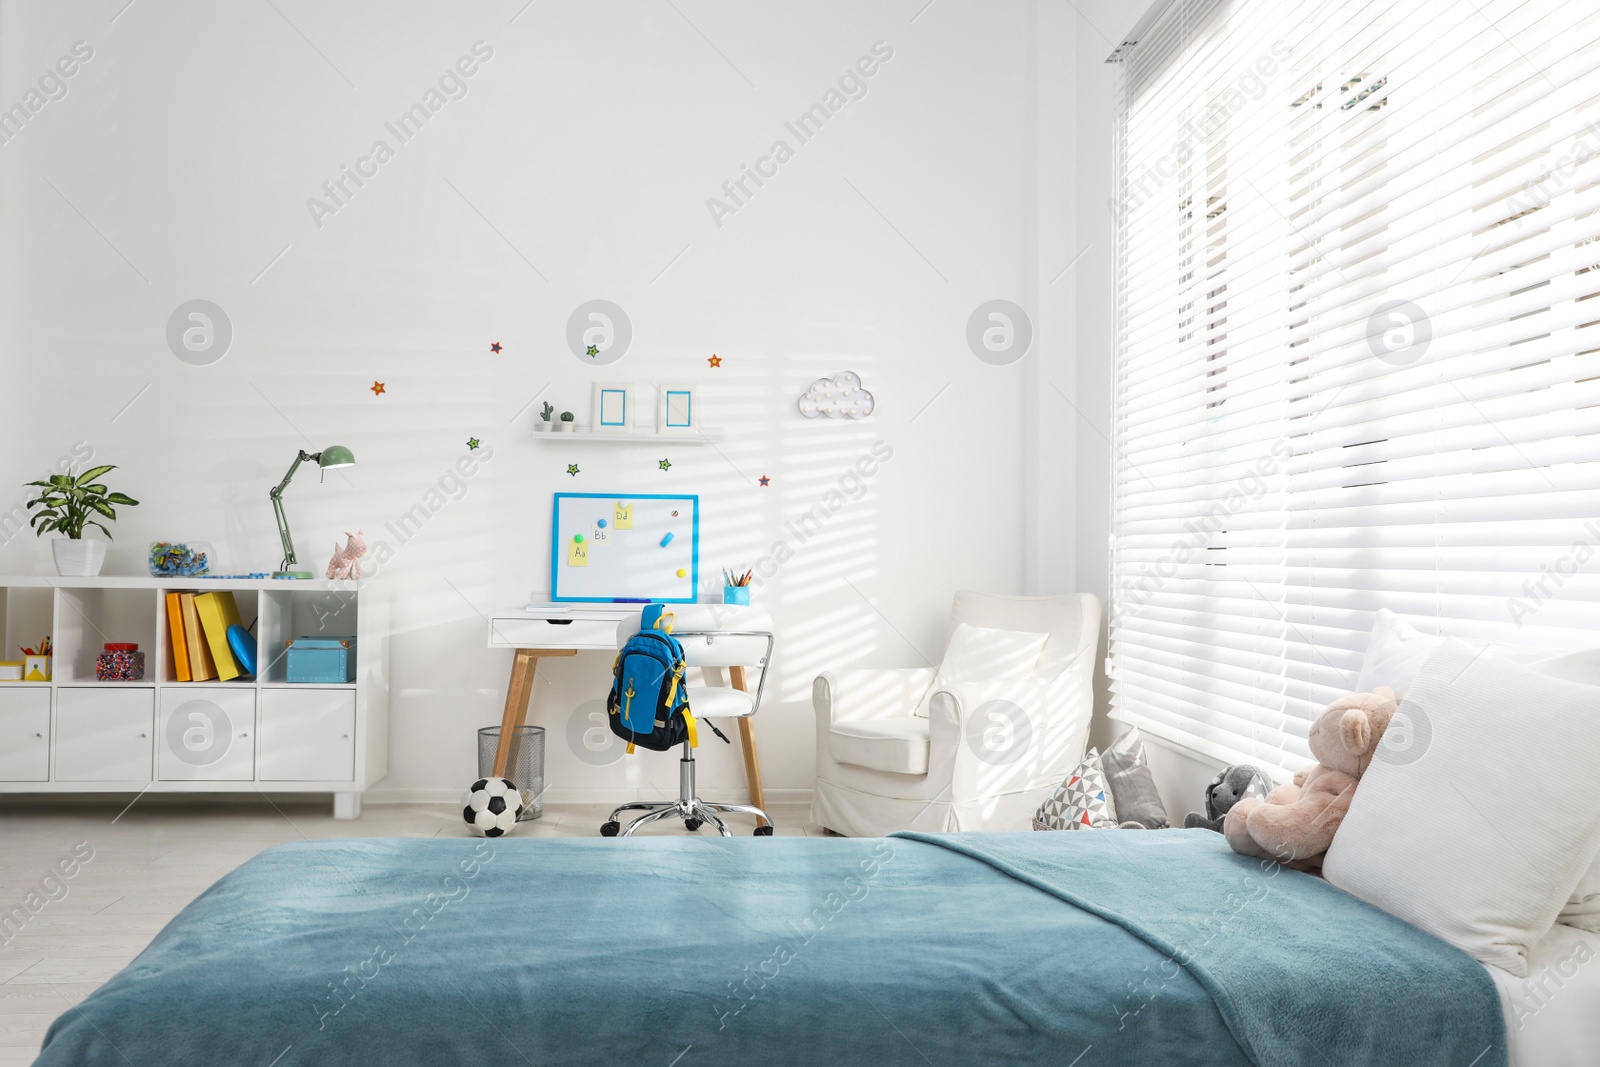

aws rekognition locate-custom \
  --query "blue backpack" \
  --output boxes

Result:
[608,605,699,752]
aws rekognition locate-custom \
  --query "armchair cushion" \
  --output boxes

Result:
[829,718,931,775]
[939,622,1050,683]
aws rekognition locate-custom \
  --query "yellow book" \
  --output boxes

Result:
[194,591,245,681]
[165,592,191,682]
[180,594,217,682]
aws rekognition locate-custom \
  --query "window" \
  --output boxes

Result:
[1110,0,1600,778]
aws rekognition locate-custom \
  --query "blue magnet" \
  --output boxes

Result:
[660,532,675,547]
[598,519,607,528]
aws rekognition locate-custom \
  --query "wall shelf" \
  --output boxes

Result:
[530,429,723,445]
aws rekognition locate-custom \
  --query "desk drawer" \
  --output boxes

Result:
[490,618,619,649]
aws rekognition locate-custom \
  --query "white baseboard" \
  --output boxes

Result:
[364,786,815,807]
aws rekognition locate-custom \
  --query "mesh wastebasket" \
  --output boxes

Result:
[478,726,544,821]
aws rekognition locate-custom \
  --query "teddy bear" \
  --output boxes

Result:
[1223,687,1397,871]
[1184,764,1272,833]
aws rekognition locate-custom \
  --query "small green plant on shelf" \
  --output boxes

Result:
[540,401,554,423]
[25,465,139,539]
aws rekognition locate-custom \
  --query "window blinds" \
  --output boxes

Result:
[1110,0,1600,779]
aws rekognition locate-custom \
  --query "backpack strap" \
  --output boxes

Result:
[641,603,672,633]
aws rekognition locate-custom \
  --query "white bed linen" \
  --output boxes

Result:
[1489,923,1600,1067]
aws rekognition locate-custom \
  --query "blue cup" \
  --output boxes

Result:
[723,585,750,606]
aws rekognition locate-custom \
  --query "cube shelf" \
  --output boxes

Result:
[0,576,388,818]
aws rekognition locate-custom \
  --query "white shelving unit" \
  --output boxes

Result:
[0,576,388,818]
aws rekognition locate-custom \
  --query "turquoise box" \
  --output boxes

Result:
[284,637,357,683]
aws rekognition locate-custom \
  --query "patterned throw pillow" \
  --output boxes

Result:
[1034,749,1119,830]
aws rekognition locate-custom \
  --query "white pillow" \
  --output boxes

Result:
[1357,608,1600,698]
[1324,639,1600,976]
[1356,609,1600,931]
[938,622,1048,683]
[912,623,1049,718]
[1566,863,1600,934]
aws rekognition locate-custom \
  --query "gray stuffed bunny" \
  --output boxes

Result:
[1184,764,1271,832]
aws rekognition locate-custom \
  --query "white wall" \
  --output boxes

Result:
[0,0,1075,804]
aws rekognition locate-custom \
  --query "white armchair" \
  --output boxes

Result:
[812,591,1101,837]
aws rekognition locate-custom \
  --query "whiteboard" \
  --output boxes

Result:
[550,493,699,603]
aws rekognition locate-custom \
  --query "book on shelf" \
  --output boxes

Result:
[194,591,245,681]
[165,592,192,682]
[179,593,218,682]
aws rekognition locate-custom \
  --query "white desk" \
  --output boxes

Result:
[486,604,767,820]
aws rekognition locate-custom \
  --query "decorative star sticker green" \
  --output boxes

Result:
[466,437,481,450]
[566,463,580,476]
[658,458,672,471]
[586,344,599,357]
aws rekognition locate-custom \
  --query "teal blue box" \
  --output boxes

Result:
[285,637,357,683]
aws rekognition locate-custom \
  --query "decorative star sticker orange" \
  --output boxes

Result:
[370,381,386,396]
[708,354,722,368]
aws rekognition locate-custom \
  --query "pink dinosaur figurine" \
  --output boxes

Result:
[325,530,367,580]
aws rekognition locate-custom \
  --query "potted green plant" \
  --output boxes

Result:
[25,464,140,577]
[558,411,576,432]
[537,401,556,432]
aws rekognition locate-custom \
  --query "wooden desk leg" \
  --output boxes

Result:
[729,665,766,827]
[490,649,576,779]
[492,650,536,779]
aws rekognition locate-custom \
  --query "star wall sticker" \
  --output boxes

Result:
[658,458,672,471]
[489,342,502,354]
[370,381,386,396]
[566,463,580,476]
[587,344,599,357]
[708,354,722,368]
[758,475,770,487]
[467,437,481,450]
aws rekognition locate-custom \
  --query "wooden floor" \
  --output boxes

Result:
[0,798,823,1066]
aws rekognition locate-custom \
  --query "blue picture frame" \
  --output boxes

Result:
[598,388,628,428]
[550,492,700,603]
[664,389,692,428]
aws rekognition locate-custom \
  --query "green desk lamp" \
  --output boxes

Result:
[269,446,355,579]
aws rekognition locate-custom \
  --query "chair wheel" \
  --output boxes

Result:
[754,825,774,836]
[600,821,620,837]
[684,818,703,831]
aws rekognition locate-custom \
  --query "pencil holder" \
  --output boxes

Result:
[23,655,50,682]
[723,585,750,606]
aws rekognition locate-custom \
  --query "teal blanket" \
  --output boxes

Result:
[35,831,1504,1066]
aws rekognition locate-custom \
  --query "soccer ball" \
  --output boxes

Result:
[461,777,524,837]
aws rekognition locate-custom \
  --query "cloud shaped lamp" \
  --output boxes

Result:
[799,371,875,419]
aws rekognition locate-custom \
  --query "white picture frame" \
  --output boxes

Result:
[656,383,697,435]
[591,382,635,434]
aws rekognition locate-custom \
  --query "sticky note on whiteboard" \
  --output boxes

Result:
[614,502,633,529]
[592,525,609,544]
[568,539,589,567]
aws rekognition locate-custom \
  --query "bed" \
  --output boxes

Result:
[34,830,1505,1067]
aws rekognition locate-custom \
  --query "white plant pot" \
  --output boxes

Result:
[535,422,554,432]
[52,538,107,577]
[557,422,576,432]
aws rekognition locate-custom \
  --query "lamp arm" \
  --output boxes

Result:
[269,450,315,571]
